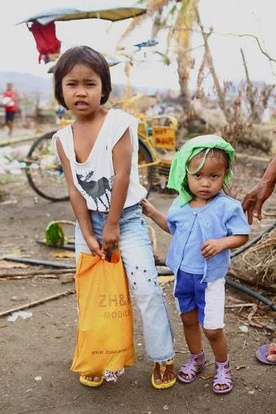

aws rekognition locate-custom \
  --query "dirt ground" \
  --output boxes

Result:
[0,127,275,414]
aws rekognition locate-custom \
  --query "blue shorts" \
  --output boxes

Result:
[5,111,16,122]
[174,270,225,329]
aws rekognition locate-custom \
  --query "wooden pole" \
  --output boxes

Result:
[0,290,75,318]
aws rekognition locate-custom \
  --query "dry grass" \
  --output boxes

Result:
[242,228,276,283]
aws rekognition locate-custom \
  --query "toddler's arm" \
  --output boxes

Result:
[201,234,249,259]
[141,198,170,233]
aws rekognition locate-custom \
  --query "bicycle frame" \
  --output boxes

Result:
[112,95,178,189]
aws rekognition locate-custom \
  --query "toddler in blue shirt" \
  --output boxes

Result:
[142,134,250,394]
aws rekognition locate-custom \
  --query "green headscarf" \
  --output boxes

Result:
[167,134,235,206]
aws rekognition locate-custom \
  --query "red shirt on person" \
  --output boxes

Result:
[3,89,18,113]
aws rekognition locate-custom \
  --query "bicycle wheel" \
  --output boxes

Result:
[25,131,69,202]
[138,137,154,197]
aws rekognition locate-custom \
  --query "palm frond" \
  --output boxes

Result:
[153,51,171,65]
[117,14,146,46]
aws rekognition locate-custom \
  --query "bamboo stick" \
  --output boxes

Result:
[0,290,75,318]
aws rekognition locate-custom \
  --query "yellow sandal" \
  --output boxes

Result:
[79,374,104,388]
[151,358,176,390]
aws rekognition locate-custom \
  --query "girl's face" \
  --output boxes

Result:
[187,153,227,202]
[61,63,103,117]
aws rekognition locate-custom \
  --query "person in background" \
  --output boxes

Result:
[51,45,176,389]
[55,104,66,123]
[142,135,250,394]
[242,154,276,365]
[2,82,18,136]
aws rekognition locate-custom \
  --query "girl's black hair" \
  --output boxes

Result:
[53,45,112,109]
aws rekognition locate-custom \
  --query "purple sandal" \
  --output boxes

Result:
[212,355,233,394]
[178,350,206,383]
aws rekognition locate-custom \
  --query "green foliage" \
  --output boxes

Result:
[45,221,65,246]
[0,189,8,202]
[0,174,13,185]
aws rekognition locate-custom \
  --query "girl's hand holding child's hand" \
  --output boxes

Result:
[141,198,155,217]
[201,239,223,259]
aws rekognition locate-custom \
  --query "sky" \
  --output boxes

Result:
[1,0,276,91]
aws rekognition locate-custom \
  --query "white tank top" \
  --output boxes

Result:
[52,108,147,212]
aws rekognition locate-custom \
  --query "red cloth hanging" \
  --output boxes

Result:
[28,21,61,64]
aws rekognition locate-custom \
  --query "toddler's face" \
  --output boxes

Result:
[187,153,227,202]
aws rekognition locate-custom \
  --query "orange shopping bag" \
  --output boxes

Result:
[71,249,135,378]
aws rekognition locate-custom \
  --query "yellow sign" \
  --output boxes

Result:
[152,126,176,150]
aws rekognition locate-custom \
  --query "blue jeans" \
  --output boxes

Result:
[75,203,175,363]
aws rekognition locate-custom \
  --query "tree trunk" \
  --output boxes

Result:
[195,8,228,118]
[177,44,192,121]
[241,124,276,155]
[240,48,261,123]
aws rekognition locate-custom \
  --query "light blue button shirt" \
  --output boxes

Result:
[166,193,250,282]
[180,205,205,273]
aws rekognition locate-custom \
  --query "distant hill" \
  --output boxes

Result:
[0,71,179,108]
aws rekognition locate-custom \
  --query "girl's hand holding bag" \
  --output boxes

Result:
[71,249,135,382]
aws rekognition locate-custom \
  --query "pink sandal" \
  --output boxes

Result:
[212,355,233,394]
[256,344,276,365]
[178,350,206,383]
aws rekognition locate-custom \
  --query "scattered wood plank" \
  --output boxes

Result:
[228,269,276,293]
[0,289,75,318]
[3,256,76,269]
[225,303,255,308]
[0,267,75,279]
[247,304,275,331]
[0,133,41,148]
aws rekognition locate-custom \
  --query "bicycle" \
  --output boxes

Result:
[25,130,69,202]
[25,97,178,202]
[109,93,178,190]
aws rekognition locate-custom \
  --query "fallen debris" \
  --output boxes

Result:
[0,289,75,318]
[0,266,75,279]
[3,256,75,269]
[7,310,33,322]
